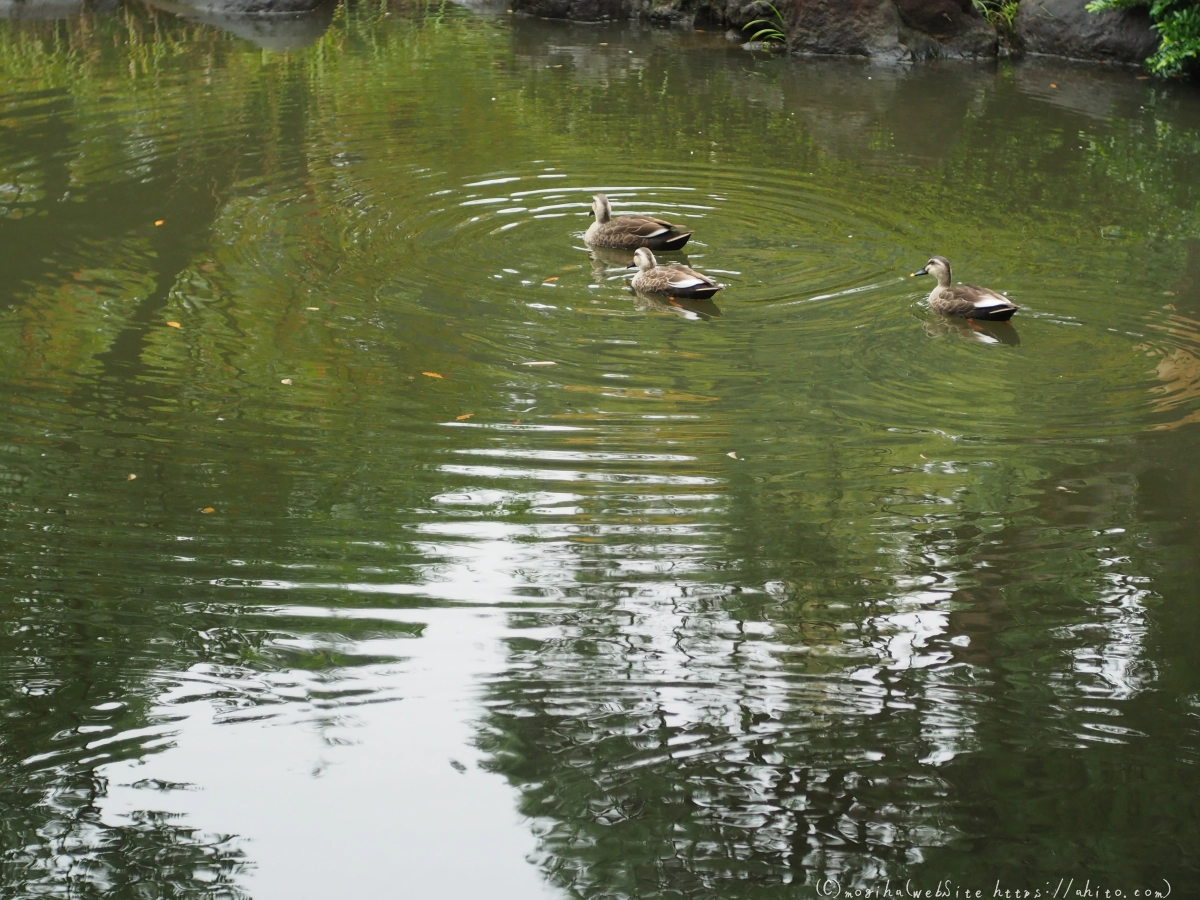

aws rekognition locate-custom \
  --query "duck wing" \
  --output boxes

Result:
[613,214,685,240]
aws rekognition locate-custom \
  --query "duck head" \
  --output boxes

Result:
[629,247,658,271]
[589,194,612,224]
[911,255,952,286]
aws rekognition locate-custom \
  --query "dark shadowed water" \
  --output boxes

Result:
[1,3,1199,897]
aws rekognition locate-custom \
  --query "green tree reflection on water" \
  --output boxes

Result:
[1,2,1199,897]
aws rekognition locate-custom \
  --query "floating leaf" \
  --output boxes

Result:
[422,372,443,379]
[543,276,559,282]
[456,413,474,420]
[154,219,165,226]
[127,474,137,481]
[166,321,181,328]
[201,507,215,513]
[726,451,738,459]
[306,306,320,310]
[281,378,293,385]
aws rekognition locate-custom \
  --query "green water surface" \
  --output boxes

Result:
[1,3,1199,897]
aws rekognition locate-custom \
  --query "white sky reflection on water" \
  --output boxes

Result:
[98,553,564,898]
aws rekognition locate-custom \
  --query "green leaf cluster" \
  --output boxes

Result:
[741,2,787,45]
[972,0,1020,31]
[1086,0,1200,76]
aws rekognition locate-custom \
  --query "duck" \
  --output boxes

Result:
[629,247,723,300]
[584,194,692,251]
[911,256,1018,321]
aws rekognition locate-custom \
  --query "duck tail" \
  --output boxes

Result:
[661,232,692,251]
[974,305,1018,322]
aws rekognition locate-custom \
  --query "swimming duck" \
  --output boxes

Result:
[629,247,723,300]
[585,194,692,251]
[911,256,1018,321]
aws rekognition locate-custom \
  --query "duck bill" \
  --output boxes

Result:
[910,268,929,278]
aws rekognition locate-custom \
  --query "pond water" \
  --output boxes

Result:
[1,3,1199,897]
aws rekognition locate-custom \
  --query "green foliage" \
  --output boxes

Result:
[972,0,1019,31]
[741,2,787,45]
[1086,0,1200,76]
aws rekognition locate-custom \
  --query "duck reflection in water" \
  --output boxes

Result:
[589,246,637,284]
[924,316,1020,346]
[632,290,723,321]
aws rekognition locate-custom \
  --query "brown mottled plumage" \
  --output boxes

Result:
[911,256,1018,321]
[584,194,692,251]
[629,247,723,300]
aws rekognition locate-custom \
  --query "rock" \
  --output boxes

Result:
[895,0,998,57]
[177,0,328,13]
[183,4,333,47]
[513,0,998,60]
[771,0,996,60]
[143,0,334,38]
[513,0,632,20]
[1015,0,1157,64]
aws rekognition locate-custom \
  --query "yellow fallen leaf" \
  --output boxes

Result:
[166,321,181,328]
[422,372,443,379]
[456,414,474,420]
[127,474,137,481]
[543,276,558,282]
[154,219,165,226]
[201,507,215,513]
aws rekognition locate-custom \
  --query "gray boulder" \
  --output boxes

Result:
[1016,0,1157,63]
[768,0,996,60]
[512,0,999,59]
